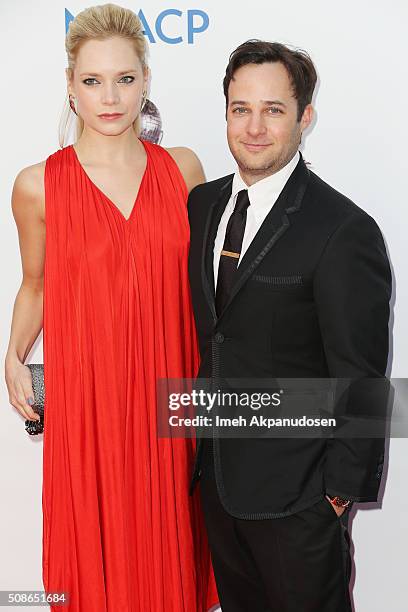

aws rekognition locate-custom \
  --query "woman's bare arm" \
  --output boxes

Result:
[166,147,206,193]
[4,161,46,422]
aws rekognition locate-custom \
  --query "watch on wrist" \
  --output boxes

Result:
[328,495,351,508]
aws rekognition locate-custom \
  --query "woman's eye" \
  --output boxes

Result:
[82,76,135,86]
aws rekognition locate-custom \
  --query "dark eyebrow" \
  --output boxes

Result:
[261,100,287,107]
[230,99,287,108]
[79,70,138,77]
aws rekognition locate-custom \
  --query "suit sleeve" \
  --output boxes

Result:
[186,183,202,219]
[313,211,392,502]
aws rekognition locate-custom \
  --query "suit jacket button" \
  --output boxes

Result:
[214,332,225,343]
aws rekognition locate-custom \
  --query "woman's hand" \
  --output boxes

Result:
[5,356,40,422]
[4,161,45,425]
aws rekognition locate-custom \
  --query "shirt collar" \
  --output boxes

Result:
[231,150,300,222]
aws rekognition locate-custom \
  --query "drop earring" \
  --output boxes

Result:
[140,90,147,112]
[69,94,78,116]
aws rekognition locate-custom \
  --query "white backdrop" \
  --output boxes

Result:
[1,1,407,610]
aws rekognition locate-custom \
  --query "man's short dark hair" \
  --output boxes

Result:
[223,40,317,121]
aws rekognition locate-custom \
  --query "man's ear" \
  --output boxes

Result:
[300,103,314,132]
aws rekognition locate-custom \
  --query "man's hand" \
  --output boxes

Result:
[325,495,346,517]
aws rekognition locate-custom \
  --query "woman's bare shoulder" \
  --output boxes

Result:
[12,161,46,222]
[165,146,206,193]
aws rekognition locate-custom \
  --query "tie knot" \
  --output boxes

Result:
[234,189,250,215]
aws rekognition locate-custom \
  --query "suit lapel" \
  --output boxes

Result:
[201,175,234,321]
[218,156,310,320]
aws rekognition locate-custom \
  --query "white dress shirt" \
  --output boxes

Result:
[213,151,301,289]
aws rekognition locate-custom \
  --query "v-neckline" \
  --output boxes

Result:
[70,138,149,223]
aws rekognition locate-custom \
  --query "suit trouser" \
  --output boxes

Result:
[199,440,353,612]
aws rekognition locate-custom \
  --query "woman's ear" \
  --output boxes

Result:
[65,67,74,96]
[143,65,151,95]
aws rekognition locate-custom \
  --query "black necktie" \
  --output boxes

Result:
[215,189,251,316]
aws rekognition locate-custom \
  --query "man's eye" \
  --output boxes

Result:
[232,107,248,114]
[119,76,135,84]
[83,78,99,86]
[268,107,283,114]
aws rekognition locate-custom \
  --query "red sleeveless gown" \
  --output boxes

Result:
[42,139,219,611]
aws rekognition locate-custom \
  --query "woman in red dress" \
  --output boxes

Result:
[5,4,218,611]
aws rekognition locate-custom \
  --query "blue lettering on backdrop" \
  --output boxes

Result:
[65,8,209,44]
[137,10,155,43]
[65,8,73,33]
[155,9,182,44]
[187,10,209,44]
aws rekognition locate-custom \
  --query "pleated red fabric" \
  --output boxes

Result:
[42,139,219,611]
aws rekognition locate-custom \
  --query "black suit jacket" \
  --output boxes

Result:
[187,154,392,519]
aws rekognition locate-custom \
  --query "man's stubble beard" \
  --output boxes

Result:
[231,129,302,182]
[235,149,292,178]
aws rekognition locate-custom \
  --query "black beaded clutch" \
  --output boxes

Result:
[24,363,45,435]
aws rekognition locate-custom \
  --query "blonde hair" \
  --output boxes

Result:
[59,3,148,148]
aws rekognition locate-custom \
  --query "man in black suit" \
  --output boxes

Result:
[187,40,391,611]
